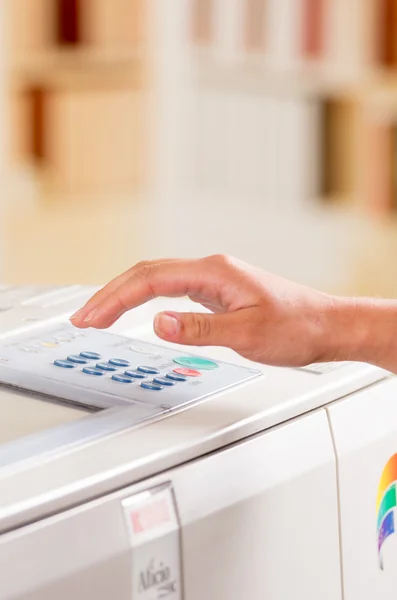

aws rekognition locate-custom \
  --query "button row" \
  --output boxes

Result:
[55,358,161,374]
[55,350,219,372]
[53,359,195,391]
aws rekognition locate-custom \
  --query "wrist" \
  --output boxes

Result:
[320,295,397,370]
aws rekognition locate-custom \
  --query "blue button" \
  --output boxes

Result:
[124,369,146,379]
[173,356,218,370]
[109,358,130,367]
[140,382,163,391]
[112,374,134,383]
[82,367,105,376]
[153,377,176,387]
[165,372,187,382]
[96,362,118,372]
[54,359,75,369]
[80,351,102,360]
[137,366,160,375]
[67,355,89,364]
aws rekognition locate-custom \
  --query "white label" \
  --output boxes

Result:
[122,483,182,600]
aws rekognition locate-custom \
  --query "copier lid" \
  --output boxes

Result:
[0,386,91,446]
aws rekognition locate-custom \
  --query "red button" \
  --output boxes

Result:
[173,367,201,377]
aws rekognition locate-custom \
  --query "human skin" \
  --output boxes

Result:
[70,254,397,373]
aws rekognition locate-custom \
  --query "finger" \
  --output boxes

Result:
[153,310,248,350]
[70,258,181,325]
[71,258,226,329]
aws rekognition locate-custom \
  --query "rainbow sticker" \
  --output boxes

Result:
[377,454,397,569]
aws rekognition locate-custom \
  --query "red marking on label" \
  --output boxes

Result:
[130,497,171,534]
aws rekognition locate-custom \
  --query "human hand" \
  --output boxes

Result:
[70,254,346,367]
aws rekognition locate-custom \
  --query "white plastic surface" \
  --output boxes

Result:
[0,408,341,600]
[328,377,397,599]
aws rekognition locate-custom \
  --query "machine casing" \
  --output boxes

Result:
[0,284,394,599]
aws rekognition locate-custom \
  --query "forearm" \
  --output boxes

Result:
[322,296,397,373]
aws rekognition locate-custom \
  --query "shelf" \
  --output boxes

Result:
[8,46,146,90]
[191,49,397,100]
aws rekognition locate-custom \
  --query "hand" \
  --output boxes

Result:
[70,254,342,367]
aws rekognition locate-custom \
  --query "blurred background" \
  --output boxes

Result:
[1,0,397,297]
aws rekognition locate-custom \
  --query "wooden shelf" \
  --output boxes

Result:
[9,47,146,91]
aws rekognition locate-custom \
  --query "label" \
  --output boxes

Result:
[122,483,182,600]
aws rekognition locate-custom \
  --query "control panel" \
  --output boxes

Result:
[0,323,262,415]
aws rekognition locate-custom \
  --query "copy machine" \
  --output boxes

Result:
[0,284,395,600]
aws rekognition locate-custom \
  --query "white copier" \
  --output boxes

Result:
[0,283,396,599]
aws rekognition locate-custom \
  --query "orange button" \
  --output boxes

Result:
[173,367,201,377]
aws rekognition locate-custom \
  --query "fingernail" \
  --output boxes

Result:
[70,308,84,322]
[82,309,97,324]
[71,308,96,324]
[154,313,180,337]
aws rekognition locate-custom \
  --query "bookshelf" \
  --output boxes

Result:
[3,0,149,285]
[141,0,397,297]
[5,0,397,295]
[7,0,148,198]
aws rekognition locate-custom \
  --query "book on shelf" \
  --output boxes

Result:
[318,97,356,201]
[376,0,397,68]
[244,0,266,52]
[367,120,397,215]
[301,0,326,59]
[192,0,213,45]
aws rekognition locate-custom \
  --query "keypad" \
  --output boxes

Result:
[49,337,222,399]
[53,348,205,394]
[53,350,198,393]
[0,322,261,414]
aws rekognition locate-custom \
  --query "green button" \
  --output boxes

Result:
[173,356,219,370]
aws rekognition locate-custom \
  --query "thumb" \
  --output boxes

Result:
[153,311,237,348]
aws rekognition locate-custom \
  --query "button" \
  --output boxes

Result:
[173,356,218,370]
[124,369,147,379]
[40,341,59,349]
[137,366,160,375]
[109,358,130,367]
[166,372,187,382]
[54,359,75,369]
[96,362,118,372]
[80,351,102,360]
[82,367,105,376]
[67,354,89,364]
[173,367,201,377]
[129,343,160,357]
[112,374,134,383]
[153,377,176,387]
[140,382,163,391]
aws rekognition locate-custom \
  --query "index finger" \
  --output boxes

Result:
[70,258,180,322]
[70,257,222,329]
